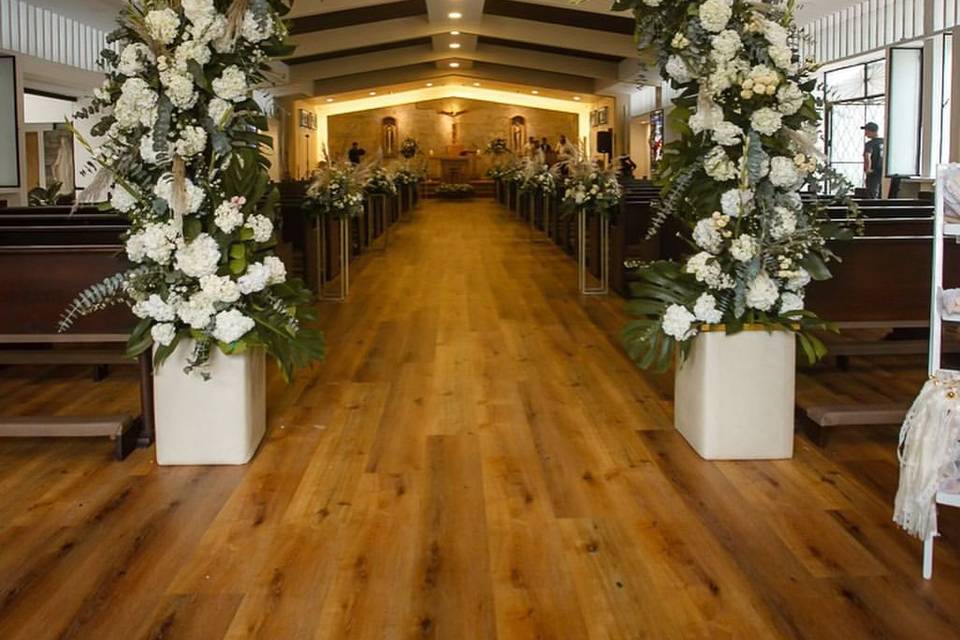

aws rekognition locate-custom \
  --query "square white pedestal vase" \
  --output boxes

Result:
[154,343,266,466]
[674,329,796,460]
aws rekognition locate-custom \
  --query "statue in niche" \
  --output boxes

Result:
[510,116,526,153]
[437,108,469,146]
[382,117,398,157]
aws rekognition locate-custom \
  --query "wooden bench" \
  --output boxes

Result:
[0,213,154,460]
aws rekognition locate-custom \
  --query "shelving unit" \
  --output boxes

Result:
[923,164,960,580]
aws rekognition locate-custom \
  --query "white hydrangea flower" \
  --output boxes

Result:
[685,252,734,289]
[712,121,743,146]
[241,10,274,42]
[214,198,245,232]
[114,78,158,130]
[263,256,287,285]
[699,0,732,33]
[126,221,180,265]
[200,274,241,303]
[703,146,738,182]
[720,188,754,217]
[762,18,790,47]
[213,65,249,103]
[139,134,162,164]
[786,267,811,291]
[729,234,758,262]
[174,233,221,278]
[750,107,783,136]
[693,293,724,324]
[174,39,212,69]
[161,70,198,110]
[770,206,797,239]
[238,262,271,294]
[776,82,804,116]
[208,98,233,127]
[747,64,780,90]
[177,292,216,329]
[154,174,206,214]
[769,156,802,188]
[693,218,723,253]
[132,294,176,321]
[117,43,154,76]
[710,30,742,63]
[244,214,274,243]
[212,309,255,344]
[151,323,177,346]
[745,271,779,311]
[779,291,805,314]
[769,45,795,73]
[110,183,138,213]
[665,55,694,83]
[145,8,180,45]
[778,191,803,212]
[662,304,698,340]
[182,0,215,23]
[175,125,207,158]
[689,103,724,134]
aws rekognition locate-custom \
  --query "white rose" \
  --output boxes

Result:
[712,121,743,146]
[745,271,779,311]
[779,291,805,314]
[151,323,177,346]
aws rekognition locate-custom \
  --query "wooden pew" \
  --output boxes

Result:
[0,208,154,459]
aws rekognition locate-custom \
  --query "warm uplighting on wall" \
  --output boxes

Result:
[449,42,461,49]
[449,61,461,68]
[448,11,462,19]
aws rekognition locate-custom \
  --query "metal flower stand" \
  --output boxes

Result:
[577,208,609,295]
[527,192,547,243]
[366,193,389,255]
[315,214,350,302]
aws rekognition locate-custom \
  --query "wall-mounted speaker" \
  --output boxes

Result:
[596,129,613,155]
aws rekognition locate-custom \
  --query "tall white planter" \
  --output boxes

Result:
[674,329,795,460]
[154,343,266,466]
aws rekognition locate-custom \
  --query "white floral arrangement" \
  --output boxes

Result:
[304,161,365,218]
[399,137,419,159]
[364,165,398,196]
[484,137,510,155]
[559,160,622,218]
[60,0,324,379]
[518,159,557,196]
[617,0,859,371]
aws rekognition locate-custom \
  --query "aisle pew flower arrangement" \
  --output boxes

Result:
[304,161,365,219]
[61,0,324,380]
[364,165,398,197]
[559,160,622,218]
[518,159,557,196]
[484,137,510,155]
[613,0,859,372]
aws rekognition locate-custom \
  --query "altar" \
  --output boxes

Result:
[429,148,479,182]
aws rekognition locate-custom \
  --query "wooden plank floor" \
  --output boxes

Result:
[1,199,959,639]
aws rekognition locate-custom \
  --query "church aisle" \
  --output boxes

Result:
[1,200,959,639]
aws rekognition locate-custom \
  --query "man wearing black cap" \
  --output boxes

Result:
[862,122,884,198]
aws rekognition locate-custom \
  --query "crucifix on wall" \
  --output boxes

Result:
[437,109,469,146]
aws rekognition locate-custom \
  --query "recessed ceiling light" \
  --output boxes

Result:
[326,97,334,102]
[449,42,461,49]
[472,82,481,86]
[573,96,581,101]
[369,91,377,96]
[448,11,462,19]
[450,30,460,35]
[426,82,434,87]
[531,90,539,95]
[449,61,460,68]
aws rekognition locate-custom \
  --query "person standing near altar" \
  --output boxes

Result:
[556,135,576,164]
[348,142,366,165]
